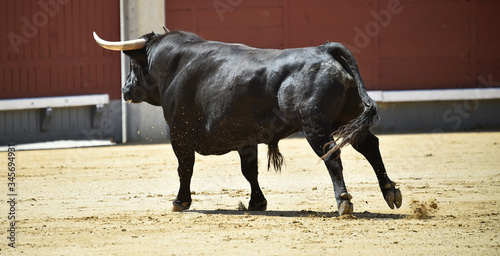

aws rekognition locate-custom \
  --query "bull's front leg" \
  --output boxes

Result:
[171,142,195,212]
[352,132,402,209]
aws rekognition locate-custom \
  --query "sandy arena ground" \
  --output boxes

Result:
[1,132,499,255]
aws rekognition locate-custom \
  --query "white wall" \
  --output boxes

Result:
[122,0,169,142]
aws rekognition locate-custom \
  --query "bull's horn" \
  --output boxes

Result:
[93,32,146,51]
[162,25,171,33]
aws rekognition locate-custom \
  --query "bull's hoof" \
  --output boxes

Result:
[338,192,353,215]
[394,189,402,208]
[172,201,191,212]
[248,200,267,211]
[338,200,354,216]
[383,182,402,209]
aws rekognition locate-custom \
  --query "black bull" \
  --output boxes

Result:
[94,29,402,215]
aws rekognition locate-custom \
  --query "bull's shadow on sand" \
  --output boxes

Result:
[187,209,407,220]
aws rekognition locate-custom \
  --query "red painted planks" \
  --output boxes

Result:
[3,68,13,96]
[13,1,24,60]
[0,0,7,61]
[287,25,376,49]
[380,57,471,89]
[380,39,470,58]
[63,2,73,59]
[90,64,97,92]
[95,0,104,58]
[166,10,193,31]
[79,0,88,58]
[383,0,469,23]
[380,20,469,41]
[0,69,4,94]
[22,1,32,61]
[12,68,20,93]
[357,60,376,90]
[73,65,81,93]
[49,67,57,94]
[0,0,122,100]
[87,0,96,57]
[38,1,50,59]
[196,0,283,9]
[47,2,58,59]
[477,60,500,84]
[288,3,374,26]
[28,67,36,94]
[95,64,104,92]
[199,27,284,48]
[165,0,194,10]
[30,0,41,60]
[477,41,500,60]
[20,67,28,93]
[197,7,283,29]
[56,0,65,58]
[476,0,500,83]
[65,65,74,92]
[477,0,500,86]
[103,64,112,94]
[81,65,89,91]
[477,0,500,41]
[288,0,372,8]
[6,0,17,60]
[57,66,66,95]
[110,61,121,99]
[71,1,81,58]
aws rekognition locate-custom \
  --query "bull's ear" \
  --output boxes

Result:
[123,49,148,66]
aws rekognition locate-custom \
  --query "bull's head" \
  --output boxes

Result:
[93,27,170,106]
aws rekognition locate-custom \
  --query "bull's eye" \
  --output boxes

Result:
[143,76,157,90]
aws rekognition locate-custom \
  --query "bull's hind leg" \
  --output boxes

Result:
[171,143,195,212]
[352,132,402,209]
[238,145,267,211]
[302,123,353,215]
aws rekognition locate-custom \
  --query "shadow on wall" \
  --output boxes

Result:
[373,100,500,134]
[126,103,169,143]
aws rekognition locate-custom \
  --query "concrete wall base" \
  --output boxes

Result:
[0,100,123,145]
[126,103,169,143]
[372,99,500,133]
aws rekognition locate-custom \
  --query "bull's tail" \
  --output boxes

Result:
[267,142,283,172]
[320,42,379,158]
